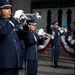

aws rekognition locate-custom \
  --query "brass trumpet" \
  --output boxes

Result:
[24,11,41,20]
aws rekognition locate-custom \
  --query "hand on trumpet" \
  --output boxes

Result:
[14,10,29,26]
[14,10,25,19]
[37,28,45,36]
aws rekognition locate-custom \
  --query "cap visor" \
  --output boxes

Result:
[0,4,12,9]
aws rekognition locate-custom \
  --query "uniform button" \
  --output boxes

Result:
[14,40,16,42]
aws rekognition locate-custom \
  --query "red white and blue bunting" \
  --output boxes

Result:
[38,32,52,53]
[38,33,75,58]
[60,35,75,58]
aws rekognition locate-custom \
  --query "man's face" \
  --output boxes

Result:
[53,24,58,28]
[0,7,12,19]
[28,24,36,31]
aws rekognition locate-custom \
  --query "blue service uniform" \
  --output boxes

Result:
[0,17,25,75]
[51,28,61,67]
[24,30,44,75]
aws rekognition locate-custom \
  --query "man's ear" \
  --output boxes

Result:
[28,25,30,28]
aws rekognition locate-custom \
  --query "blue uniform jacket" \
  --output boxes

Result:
[24,30,44,61]
[51,28,61,46]
[0,17,23,69]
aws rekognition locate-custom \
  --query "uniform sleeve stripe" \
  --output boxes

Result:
[9,21,15,27]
